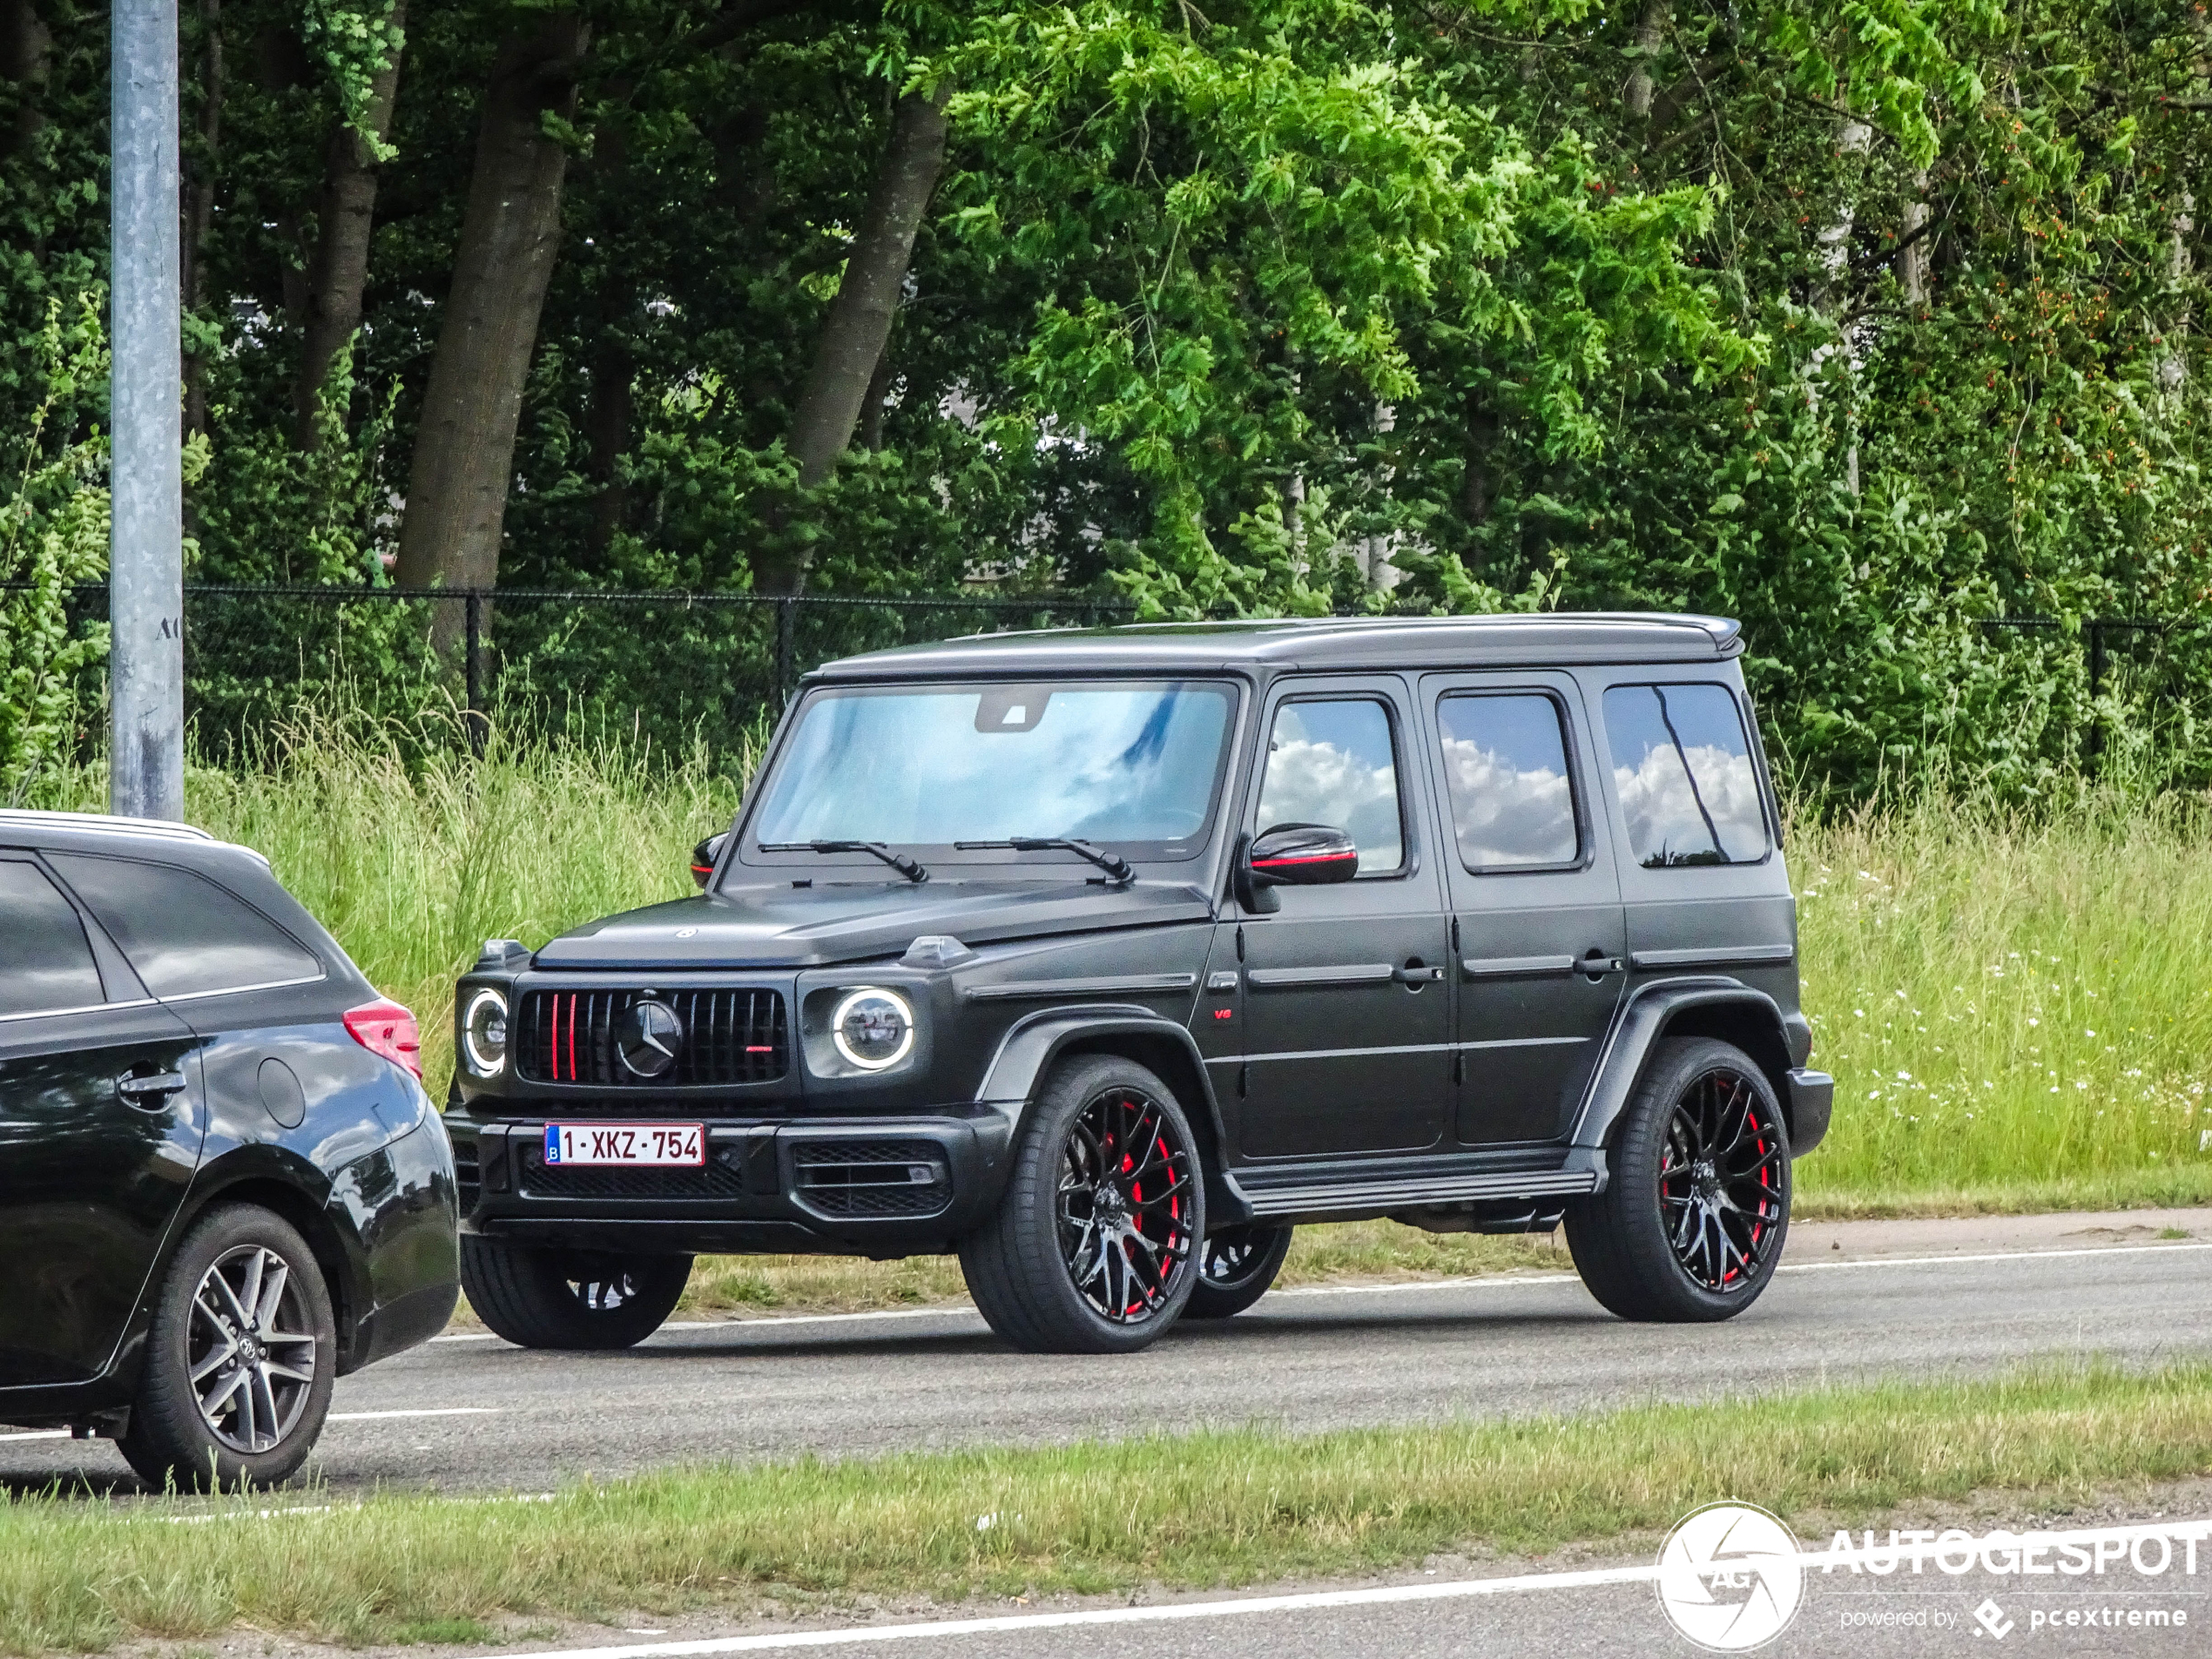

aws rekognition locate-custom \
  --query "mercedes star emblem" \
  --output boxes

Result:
[617,999,684,1078]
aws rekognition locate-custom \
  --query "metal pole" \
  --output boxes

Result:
[2087,618,2107,774]
[464,590,485,757]
[775,597,796,710]
[109,0,185,821]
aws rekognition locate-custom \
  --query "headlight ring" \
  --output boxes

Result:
[830,987,916,1071]
[462,987,509,1076]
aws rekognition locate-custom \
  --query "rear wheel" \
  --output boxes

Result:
[961,1055,1204,1353]
[1565,1037,1791,1322]
[120,1204,336,1491]
[1184,1224,1293,1319]
[461,1238,691,1349]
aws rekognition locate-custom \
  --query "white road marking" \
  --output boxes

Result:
[485,1515,2212,1658]
[328,1407,502,1422]
[0,1430,66,1442]
[427,1238,2212,1344]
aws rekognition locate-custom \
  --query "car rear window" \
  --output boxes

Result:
[47,853,322,999]
[1601,684,1770,867]
[0,860,107,1016]
[1435,693,1581,870]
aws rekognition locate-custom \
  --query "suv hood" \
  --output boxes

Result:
[530,880,1215,971]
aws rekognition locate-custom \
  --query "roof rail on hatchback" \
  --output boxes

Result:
[0,808,215,843]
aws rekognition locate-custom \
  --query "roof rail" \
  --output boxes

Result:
[0,808,215,843]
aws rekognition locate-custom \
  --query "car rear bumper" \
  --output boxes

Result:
[448,1105,1016,1255]
[1785,1068,1834,1157]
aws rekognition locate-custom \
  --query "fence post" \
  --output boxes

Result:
[465,589,486,758]
[2086,617,2107,776]
[775,597,796,709]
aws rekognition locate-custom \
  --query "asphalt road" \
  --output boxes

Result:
[7,1232,2209,1497]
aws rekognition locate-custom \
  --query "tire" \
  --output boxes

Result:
[119,1204,337,1492]
[1566,1036,1791,1322]
[460,1238,691,1350]
[960,1054,1206,1353]
[1184,1224,1293,1319]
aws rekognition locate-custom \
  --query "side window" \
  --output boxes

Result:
[0,861,107,1015]
[1601,684,1770,867]
[1255,698,1405,874]
[1435,693,1581,871]
[47,853,321,999]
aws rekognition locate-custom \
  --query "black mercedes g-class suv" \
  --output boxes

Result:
[447,615,1831,1354]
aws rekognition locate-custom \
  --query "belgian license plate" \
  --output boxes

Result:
[543,1123,705,1167]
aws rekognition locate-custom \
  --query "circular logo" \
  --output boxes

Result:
[1656,1502,1805,1652]
[617,999,684,1078]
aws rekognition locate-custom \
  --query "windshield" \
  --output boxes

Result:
[747,680,1237,860]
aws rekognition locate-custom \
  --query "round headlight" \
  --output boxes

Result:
[462,988,509,1076]
[831,988,915,1070]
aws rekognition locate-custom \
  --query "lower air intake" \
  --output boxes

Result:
[791,1140,952,1218]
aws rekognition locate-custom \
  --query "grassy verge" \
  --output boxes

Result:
[3,1362,2207,1652]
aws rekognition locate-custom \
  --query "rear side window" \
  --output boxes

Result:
[1602,684,1770,867]
[48,853,322,999]
[1255,698,1406,874]
[0,861,107,1015]
[1436,693,1581,871]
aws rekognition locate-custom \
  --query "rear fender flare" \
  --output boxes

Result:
[974,1006,1242,1223]
[1570,980,1797,1157]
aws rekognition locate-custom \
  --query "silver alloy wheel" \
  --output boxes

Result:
[187,1244,318,1454]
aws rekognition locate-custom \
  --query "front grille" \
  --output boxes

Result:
[454,1136,481,1216]
[792,1139,951,1218]
[516,1143,747,1201]
[516,988,787,1087]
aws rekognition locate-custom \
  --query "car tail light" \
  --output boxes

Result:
[346,998,422,1079]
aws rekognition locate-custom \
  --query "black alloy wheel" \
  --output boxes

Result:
[121,1204,337,1491]
[461,1238,693,1349]
[1184,1224,1294,1319]
[1564,1036,1792,1323]
[961,1054,1206,1352]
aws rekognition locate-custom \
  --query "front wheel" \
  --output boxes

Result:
[1564,1037,1791,1322]
[1184,1224,1293,1319]
[461,1238,691,1349]
[120,1204,337,1491]
[961,1055,1205,1353]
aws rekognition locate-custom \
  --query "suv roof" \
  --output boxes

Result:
[812,611,1742,682]
[0,809,216,846]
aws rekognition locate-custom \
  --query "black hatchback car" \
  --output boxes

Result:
[0,812,459,1487]
[448,615,1831,1354]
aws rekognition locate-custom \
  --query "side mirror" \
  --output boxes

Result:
[691,832,730,889]
[1238,823,1358,911]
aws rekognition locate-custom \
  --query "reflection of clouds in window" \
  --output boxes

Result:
[1256,701,1402,872]
[1602,684,1768,867]
[1441,739,1575,867]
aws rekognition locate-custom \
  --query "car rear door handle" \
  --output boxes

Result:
[1578,951,1623,980]
[1391,965,1446,985]
[116,1069,188,1105]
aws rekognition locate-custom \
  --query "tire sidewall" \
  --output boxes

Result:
[1186,1224,1293,1319]
[125,1204,337,1491]
[1009,1055,1207,1352]
[1612,1037,1792,1317]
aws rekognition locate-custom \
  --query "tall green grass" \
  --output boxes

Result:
[49,719,2212,1208]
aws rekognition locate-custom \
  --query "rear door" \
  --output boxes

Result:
[1232,678,1452,1158]
[1419,673,1627,1145]
[0,854,206,1387]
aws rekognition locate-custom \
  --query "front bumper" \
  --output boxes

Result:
[448,1104,1016,1256]
[1785,1068,1834,1157]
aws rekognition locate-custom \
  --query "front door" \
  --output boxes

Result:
[1419,675,1627,1145]
[0,855,206,1387]
[1234,680,1451,1158]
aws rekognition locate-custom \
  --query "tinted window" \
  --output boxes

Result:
[1256,698,1404,873]
[1602,684,1769,867]
[0,861,106,1015]
[48,854,321,998]
[1437,694,1580,870]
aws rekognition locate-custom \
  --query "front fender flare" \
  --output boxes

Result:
[974,1004,1244,1224]
[1569,979,1804,1157]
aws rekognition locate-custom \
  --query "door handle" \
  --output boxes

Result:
[1392,965,1446,986]
[1577,951,1623,981]
[116,1069,188,1105]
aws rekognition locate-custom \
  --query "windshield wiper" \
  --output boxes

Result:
[954,837,1135,886]
[759,840,928,883]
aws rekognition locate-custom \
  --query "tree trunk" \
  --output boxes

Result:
[585,332,633,562]
[182,0,224,439]
[295,0,408,448]
[394,9,588,636]
[760,82,951,593]
[0,0,51,161]
[1622,0,1667,122]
